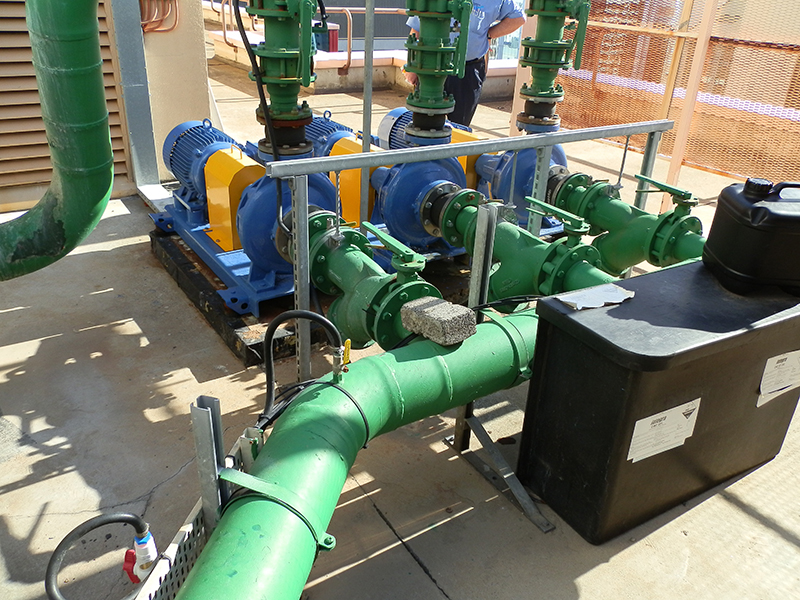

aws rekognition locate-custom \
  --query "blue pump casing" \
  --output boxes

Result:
[370,158,467,263]
[238,162,337,278]
[475,146,569,230]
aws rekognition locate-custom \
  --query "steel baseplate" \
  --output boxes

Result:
[151,203,294,317]
[134,500,207,600]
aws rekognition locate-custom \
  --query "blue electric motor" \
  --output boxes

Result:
[162,120,244,200]
[305,112,355,157]
[376,108,472,150]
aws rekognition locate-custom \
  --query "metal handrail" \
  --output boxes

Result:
[321,7,407,75]
[264,120,675,178]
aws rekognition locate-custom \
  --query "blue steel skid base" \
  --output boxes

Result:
[151,203,293,317]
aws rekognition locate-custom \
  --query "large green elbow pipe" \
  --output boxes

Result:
[175,309,539,600]
[0,0,113,280]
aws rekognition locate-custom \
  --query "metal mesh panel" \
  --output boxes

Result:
[557,0,800,183]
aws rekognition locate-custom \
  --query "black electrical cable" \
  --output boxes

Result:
[471,295,542,312]
[391,332,421,350]
[232,2,293,240]
[45,513,149,600]
[260,310,343,428]
[255,378,318,429]
[311,380,370,448]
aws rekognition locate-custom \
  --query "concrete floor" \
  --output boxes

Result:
[1,61,799,600]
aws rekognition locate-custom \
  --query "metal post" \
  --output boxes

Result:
[360,0,375,229]
[467,203,499,322]
[634,130,663,210]
[465,416,554,533]
[191,396,227,532]
[454,203,499,453]
[527,145,553,236]
[109,0,171,209]
[290,176,311,382]
[264,121,675,177]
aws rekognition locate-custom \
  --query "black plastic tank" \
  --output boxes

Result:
[517,261,800,544]
[703,178,800,295]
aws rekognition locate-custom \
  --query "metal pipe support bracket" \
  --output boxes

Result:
[219,468,337,552]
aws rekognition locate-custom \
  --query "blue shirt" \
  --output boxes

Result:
[407,0,524,62]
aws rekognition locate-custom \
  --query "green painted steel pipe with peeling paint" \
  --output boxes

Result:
[174,307,539,600]
[0,0,113,281]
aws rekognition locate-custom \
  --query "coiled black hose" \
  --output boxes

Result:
[45,513,149,600]
[259,310,343,427]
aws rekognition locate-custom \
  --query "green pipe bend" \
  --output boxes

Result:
[175,309,540,600]
[0,0,113,281]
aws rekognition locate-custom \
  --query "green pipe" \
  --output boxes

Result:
[245,0,316,124]
[0,0,113,280]
[404,0,472,135]
[440,193,616,299]
[175,308,539,600]
[517,0,590,128]
[300,213,440,349]
[551,173,705,275]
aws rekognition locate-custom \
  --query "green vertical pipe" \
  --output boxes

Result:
[175,309,539,600]
[0,0,113,280]
[245,0,316,122]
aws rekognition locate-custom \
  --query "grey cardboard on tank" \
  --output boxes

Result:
[535,261,800,372]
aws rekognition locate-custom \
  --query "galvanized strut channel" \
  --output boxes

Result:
[263,120,674,178]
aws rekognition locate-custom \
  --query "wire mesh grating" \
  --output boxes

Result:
[557,0,800,184]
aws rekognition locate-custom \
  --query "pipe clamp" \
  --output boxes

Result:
[219,468,336,552]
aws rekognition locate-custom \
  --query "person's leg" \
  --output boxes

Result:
[444,59,487,127]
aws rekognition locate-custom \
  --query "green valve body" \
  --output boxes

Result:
[174,308,539,600]
[550,172,705,275]
[437,190,615,300]
[404,0,472,137]
[301,213,441,349]
[245,0,317,143]
[518,0,590,129]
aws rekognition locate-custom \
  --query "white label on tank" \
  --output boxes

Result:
[757,349,800,407]
[627,399,701,463]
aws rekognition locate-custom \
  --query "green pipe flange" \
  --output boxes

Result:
[219,468,336,552]
[372,280,442,349]
[308,215,373,295]
[646,212,703,267]
[440,189,486,248]
[537,239,602,296]
[553,174,614,237]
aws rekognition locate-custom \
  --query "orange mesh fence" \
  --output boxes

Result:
[556,0,800,184]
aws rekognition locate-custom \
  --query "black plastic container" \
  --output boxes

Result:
[703,178,800,295]
[517,261,800,544]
